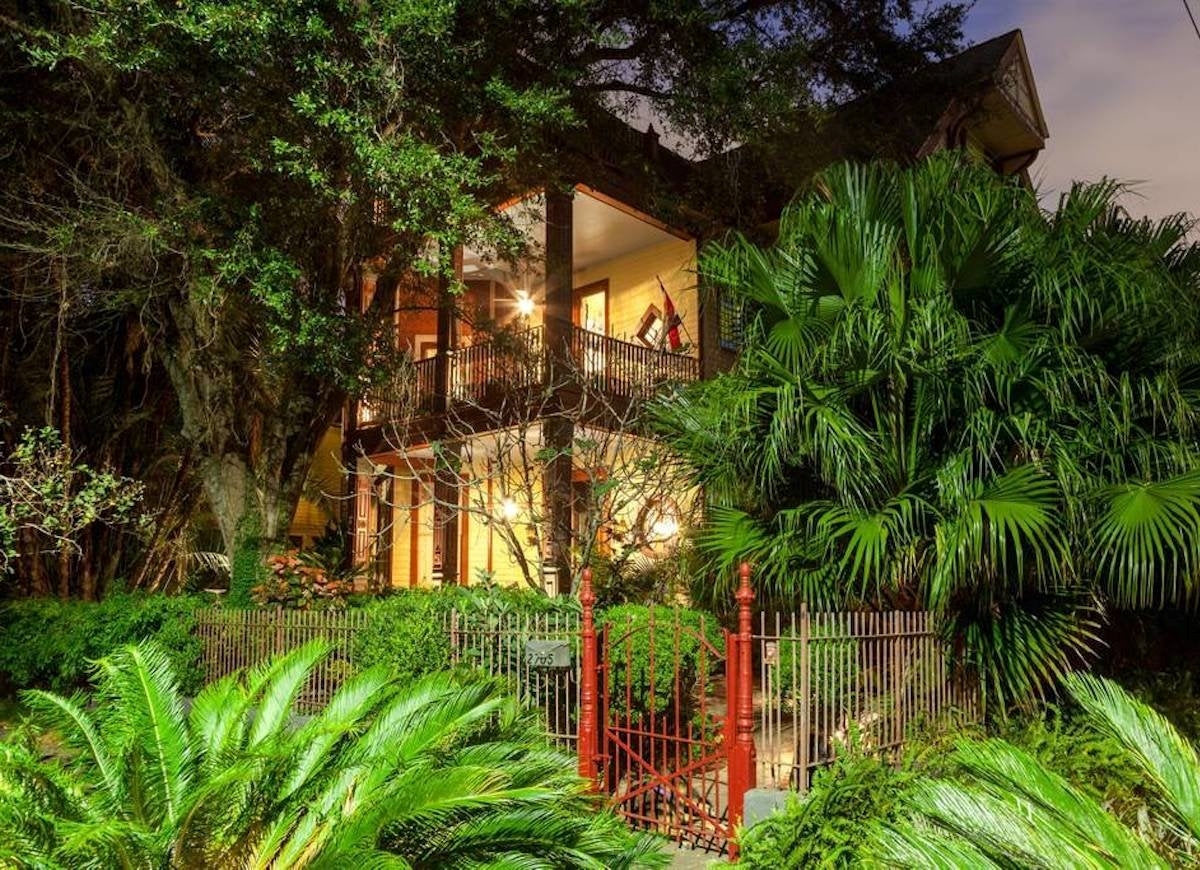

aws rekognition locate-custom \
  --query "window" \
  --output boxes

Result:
[718,291,745,351]
[636,304,664,348]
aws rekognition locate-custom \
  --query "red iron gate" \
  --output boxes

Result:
[577,565,757,857]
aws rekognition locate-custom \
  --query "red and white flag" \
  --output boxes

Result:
[659,277,683,351]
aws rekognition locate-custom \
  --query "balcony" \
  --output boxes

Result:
[358,325,698,428]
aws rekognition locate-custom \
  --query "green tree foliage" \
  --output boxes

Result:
[874,675,1200,867]
[0,427,144,584]
[653,155,1200,708]
[0,640,667,868]
[0,0,969,588]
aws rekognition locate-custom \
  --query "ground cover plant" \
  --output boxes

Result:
[734,674,1197,868]
[875,675,1200,867]
[0,640,667,869]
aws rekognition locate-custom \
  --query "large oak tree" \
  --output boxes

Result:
[0,0,967,594]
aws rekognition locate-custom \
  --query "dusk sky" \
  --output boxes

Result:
[966,0,1200,221]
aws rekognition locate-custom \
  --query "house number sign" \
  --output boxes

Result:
[525,640,571,669]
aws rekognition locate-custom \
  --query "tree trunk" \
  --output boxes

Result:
[162,294,341,565]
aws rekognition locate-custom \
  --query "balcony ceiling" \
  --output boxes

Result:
[461,190,682,281]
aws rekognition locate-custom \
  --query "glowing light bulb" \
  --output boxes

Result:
[652,515,680,539]
[515,292,535,317]
[499,497,520,521]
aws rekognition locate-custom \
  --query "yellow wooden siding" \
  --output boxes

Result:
[573,237,699,356]
[289,426,344,543]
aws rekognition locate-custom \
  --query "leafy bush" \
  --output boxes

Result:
[353,590,458,683]
[995,702,1153,829]
[599,604,724,721]
[252,550,357,609]
[734,742,914,868]
[873,675,1200,867]
[0,593,205,695]
[353,585,577,684]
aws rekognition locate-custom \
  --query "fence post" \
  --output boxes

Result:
[797,601,810,793]
[577,567,599,788]
[728,562,756,855]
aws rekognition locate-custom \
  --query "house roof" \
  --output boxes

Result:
[684,29,1049,230]
[559,30,1049,235]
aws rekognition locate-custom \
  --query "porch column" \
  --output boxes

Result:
[432,247,462,582]
[433,441,462,586]
[543,188,574,373]
[543,414,574,595]
[543,188,575,594]
[351,459,374,591]
[433,245,462,413]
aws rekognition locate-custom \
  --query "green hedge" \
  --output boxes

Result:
[352,591,459,684]
[0,593,206,696]
[352,586,579,684]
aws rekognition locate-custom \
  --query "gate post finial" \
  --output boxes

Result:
[578,567,599,788]
[729,562,757,855]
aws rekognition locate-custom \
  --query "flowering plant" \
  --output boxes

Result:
[252,550,356,609]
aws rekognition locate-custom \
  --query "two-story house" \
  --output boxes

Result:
[289,29,1050,595]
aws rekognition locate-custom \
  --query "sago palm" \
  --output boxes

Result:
[874,674,1200,868]
[0,641,665,869]
[654,154,1200,707]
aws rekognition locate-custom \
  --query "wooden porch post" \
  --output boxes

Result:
[727,562,757,854]
[543,188,574,594]
[433,245,462,413]
[433,246,462,582]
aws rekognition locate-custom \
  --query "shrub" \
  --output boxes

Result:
[353,590,459,683]
[252,550,356,609]
[352,585,577,684]
[0,593,205,695]
[995,702,1152,830]
[733,741,914,868]
[599,604,724,722]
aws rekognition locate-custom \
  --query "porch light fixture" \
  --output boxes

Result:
[515,291,536,317]
[641,497,681,544]
[651,512,680,540]
[498,497,521,521]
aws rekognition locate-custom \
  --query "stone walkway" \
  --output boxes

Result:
[669,846,723,869]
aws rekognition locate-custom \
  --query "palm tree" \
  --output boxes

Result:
[874,674,1200,868]
[654,154,1200,707]
[0,642,666,869]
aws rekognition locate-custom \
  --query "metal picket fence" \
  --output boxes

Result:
[448,609,582,750]
[755,606,978,792]
[193,607,368,712]
[192,606,581,733]
[192,595,974,853]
